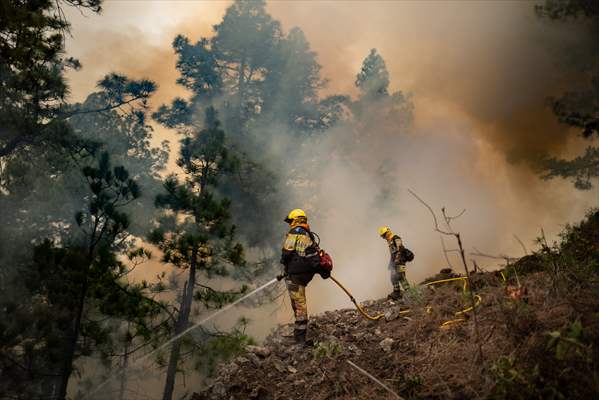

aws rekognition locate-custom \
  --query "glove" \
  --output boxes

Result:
[319,269,331,279]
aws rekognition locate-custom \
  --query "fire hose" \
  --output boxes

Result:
[278,274,480,326]
[277,273,391,321]
[329,275,389,321]
[424,277,482,329]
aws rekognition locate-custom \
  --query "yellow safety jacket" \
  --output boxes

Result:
[387,234,405,268]
[280,222,321,285]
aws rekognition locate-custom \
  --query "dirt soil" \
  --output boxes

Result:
[192,269,597,400]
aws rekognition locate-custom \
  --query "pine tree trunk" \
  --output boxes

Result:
[118,360,128,400]
[118,325,130,400]
[162,245,198,400]
[55,285,87,400]
[236,57,246,127]
[56,224,97,399]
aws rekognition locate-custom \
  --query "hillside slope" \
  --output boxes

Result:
[193,210,599,400]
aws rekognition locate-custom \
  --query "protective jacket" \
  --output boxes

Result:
[387,234,405,268]
[280,223,326,286]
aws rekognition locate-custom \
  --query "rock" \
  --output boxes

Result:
[287,366,297,373]
[279,324,295,337]
[218,362,239,377]
[211,382,227,397]
[272,357,287,373]
[380,337,394,352]
[246,352,262,367]
[235,356,250,365]
[374,328,382,336]
[348,344,363,356]
[384,308,401,322]
[249,386,267,398]
[246,345,271,358]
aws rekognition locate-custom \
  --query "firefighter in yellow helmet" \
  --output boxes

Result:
[378,226,411,300]
[280,209,329,345]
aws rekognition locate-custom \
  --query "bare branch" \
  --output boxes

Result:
[513,234,528,256]
[409,188,483,363]
[471,248,518,263]
[445,208,466,221]
[440,235,455,269]
[407,189,452,235]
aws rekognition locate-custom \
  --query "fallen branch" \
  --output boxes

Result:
[346,360,404,400]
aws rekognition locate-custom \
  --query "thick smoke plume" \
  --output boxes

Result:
[54,1,598,398]
[61,0,597,327]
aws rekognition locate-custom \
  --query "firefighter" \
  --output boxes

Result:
[280,209,329,345]
[378,226,410,300]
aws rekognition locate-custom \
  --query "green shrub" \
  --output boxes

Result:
[313,340,342,359]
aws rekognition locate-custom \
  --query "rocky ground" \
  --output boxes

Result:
[190,264,599,400]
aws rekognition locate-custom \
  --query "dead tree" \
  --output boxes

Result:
[408,189,484,364]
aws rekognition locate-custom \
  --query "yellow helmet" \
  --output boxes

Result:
[378,226,391,237]
[284,208,307,223]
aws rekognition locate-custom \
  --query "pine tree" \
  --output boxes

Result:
[0,1,155,159]
[0,0,101,158]
[351,49,413,136]
[150,107,247,400]
[211,0,282,129]
[0,74,161,298]
[536,0,599,190]
[355,48,391,98]
[67,86,169,236]
[0,153,167,399]
[261,27,329,131]
[152,1,348,249]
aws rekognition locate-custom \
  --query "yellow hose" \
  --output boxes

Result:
[424,276,469,291]
[330,275,388,321]
[329,275,480,326]
[455,294,482,316]
[440,318,466,329]
[424,277,482,328]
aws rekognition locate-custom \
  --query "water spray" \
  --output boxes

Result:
[84,277,280,399]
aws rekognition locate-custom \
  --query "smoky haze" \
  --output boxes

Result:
[265,0,596,312]
[56,1,597,397]
[62,0,596,319]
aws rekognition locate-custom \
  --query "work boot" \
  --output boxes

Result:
[294,330,314,347]
[387,290,402,301]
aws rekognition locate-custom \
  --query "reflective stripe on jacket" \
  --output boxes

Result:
[387,234,404,266]
[280,225,320,285]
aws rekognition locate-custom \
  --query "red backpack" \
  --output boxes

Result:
[309,231,333,272]
[319,250,333,271]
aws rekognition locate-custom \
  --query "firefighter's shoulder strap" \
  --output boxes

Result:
[389,235,402,253]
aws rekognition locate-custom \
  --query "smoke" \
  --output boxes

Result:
[51,1,599,397]
[60,0,597,328]
[268,1,592,159]
[259,0,597,313]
